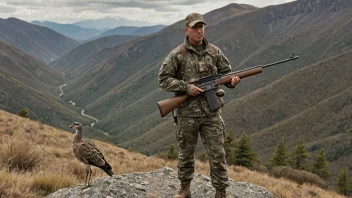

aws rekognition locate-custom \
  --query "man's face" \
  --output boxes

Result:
[184,23,205,45]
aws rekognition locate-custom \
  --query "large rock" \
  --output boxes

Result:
[46,167,274,198]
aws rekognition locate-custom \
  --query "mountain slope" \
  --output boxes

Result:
[0,18,80,62]
[31,21,107,41]
[0,41,63,94]
[130,25,166,35]
[0,41,88,129]
[100,26,140,36]
[52,34,140,74]
[73,16,155,29]
[98,25,167,37]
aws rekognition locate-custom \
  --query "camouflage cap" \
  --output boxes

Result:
[185,12,206,27]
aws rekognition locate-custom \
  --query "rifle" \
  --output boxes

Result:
[157,55,299,117]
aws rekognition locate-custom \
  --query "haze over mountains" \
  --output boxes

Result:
[0,18,79,63]
[31,21,108,41]
[73,16,156,29]
[97,25,167,37]
[52,34,140,75]
[32,20,166,42]
[0,0,351,184]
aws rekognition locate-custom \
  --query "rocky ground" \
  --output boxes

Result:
[46,167,274,198]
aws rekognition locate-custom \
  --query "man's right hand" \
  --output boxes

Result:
[187,84,204,96]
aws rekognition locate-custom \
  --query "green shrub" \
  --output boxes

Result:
[18,109,29,118]
[252,163,269,173]
[167,144,178,160]
[271,166,327,189]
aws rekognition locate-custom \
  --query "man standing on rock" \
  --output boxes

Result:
[158,12,240,198]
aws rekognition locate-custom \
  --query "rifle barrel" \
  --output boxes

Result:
[262,56,299,68]
[222,56,298,78]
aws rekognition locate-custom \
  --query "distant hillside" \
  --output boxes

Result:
[0,41,88,129]
[99,26,141,36]
[81,25,166,42]
[0,18,80,62]
[53,34,140,74]
[31,21,107,41]
[73,16,155,29]
[0,40,63,93]
[99,25,166,37]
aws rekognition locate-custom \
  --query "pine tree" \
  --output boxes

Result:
[336,167,351,196]
[234,133,255,168]
[313,149,331,180]
[167,144,178,160]
[269,137,289,168]
[294,139,310,170]
[224,133,236,165]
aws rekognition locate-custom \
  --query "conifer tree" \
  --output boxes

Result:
[269,137,289,168]
[336,167,351,196]
[224,133,236,165]
[167,144,178,160]
[313,148,331,180]
[294,139,310,170]
[234,133,255,168]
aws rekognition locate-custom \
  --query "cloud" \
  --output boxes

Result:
[0,4,16,13]
[1,0,295,25]
[4,0,43,7]
[4,0,235,11]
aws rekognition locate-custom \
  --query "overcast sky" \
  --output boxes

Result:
[0,0,295,25]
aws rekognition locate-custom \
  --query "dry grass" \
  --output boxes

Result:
[32,171,77,196]
[0,136,42,172]
[271,166,327,189]
[0,110,345,198]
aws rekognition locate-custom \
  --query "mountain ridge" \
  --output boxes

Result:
[0,17,80,62]
[31,20,107,41]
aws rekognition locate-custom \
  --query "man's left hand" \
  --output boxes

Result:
[230,76,240,87]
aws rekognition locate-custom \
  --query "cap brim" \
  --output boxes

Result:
[188,20,206,27]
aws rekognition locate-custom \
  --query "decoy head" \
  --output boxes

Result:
[69,122,82,130]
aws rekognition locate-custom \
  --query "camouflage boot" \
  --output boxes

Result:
[173,183,191,198]
[215,188,226,198]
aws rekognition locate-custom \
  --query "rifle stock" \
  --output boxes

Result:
[158,94,190,117]
[157,67,262,117]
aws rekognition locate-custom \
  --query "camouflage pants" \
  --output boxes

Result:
[175,114,229,190]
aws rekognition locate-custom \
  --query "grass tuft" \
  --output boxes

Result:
[271,166,328,189]
[32,172,76,196]
[0,137,42,172]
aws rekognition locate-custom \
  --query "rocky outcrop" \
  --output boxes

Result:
[46,167,274,198]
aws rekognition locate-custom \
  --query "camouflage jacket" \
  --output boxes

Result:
[158,37,233,117]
